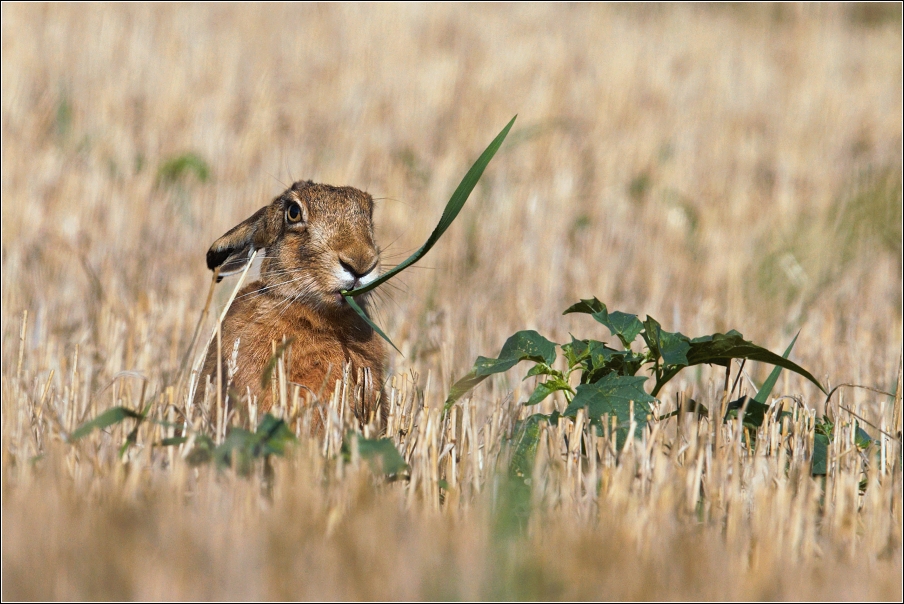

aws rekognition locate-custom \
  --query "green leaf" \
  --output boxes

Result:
[344,116,517,299]
[183,414,296,474]
[444,330,557,410]
[443,369,484,411]
[815,416,834,438]
[641,316,690,367]
[525,377,571,406]
[587,340,625,367]
[509,413,555,481]
[563,374,653,447]
[752,332,799,404]
[355,435,408,476]
[214,428,255,469]
[342,117,517,351]
[343,295,401,354]
[185,434,216,466]
[254,413,296,457]
[601,311,644,349]
[812,433,829,476]
[561,336,590,367]
[659,331,691,367]
[855,424,874,449]
[685,331,826,394]
[723,395,770,428]
[584,341,645,380]
[563,298,607,315]
[524,363,558,379]
[482,330,557,375]
[157,152,210,186]
[69,406,144,441]
[658,398,710,420]
[158,436,188,447]
[566,299,642,349]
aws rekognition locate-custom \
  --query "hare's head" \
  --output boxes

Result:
[206,181,380,311]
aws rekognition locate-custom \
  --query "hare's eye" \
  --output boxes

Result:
[286,203,303,224]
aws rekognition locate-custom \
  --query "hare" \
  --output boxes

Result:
[195,180,385,433]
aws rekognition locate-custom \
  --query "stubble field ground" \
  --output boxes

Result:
[1,3,902,600]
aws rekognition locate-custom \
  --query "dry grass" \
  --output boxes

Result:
[2,3,902,600]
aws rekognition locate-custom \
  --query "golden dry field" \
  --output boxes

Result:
[2,3,902,600]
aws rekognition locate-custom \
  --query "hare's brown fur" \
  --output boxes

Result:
[195,181,385,433]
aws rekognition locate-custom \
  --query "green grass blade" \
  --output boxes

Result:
[343,294,401,353]
[343,115,517,297]
[69,406,143,441]
[752,331,799,404]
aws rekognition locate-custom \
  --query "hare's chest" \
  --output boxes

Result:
[283,329,382,388]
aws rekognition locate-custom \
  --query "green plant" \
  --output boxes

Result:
[445,297,827,452]
[70,403,298,475]
[70,403,408,478]
[156,151,211,186]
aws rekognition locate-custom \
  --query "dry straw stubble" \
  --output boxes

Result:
[2,3,902,600]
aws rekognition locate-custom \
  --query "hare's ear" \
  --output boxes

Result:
[206,205,281,281]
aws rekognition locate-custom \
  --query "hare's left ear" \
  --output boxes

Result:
[206,204,281,281]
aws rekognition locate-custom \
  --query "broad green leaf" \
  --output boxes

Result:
[642,316,690,367]
[524,363,559,379]
[685,331,826,394]
[585,341,645,380]
[70,406,144,441]
[444,330,557,410]
[563,374,653,447]
[641,316,663,358]
[689,329,743,345]
[509,412,556,481]
[812,433,829,476]
[563,298,607,315]
[479,330,557,375]
[602,311,644,348]
[525,377,572,406]
[587,340,625,367]
[355,435,408,476]
[752,332,799,404]
[565,299,643,350]
[659,330,691,367]
[561,336,590,367]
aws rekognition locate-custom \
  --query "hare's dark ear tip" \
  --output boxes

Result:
[207,247,230,271]
[291,179,315,191]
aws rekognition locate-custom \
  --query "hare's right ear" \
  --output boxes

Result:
[206,205,281,282]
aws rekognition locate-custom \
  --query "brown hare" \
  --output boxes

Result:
[195,180,385,433]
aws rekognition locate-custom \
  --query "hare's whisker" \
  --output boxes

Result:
[258,266,308,278]
[236,274,308,300]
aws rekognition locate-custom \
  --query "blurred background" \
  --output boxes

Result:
[2,4,902,600]
[2,4,901,403]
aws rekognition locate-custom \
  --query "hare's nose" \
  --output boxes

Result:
[339,257,377,280]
